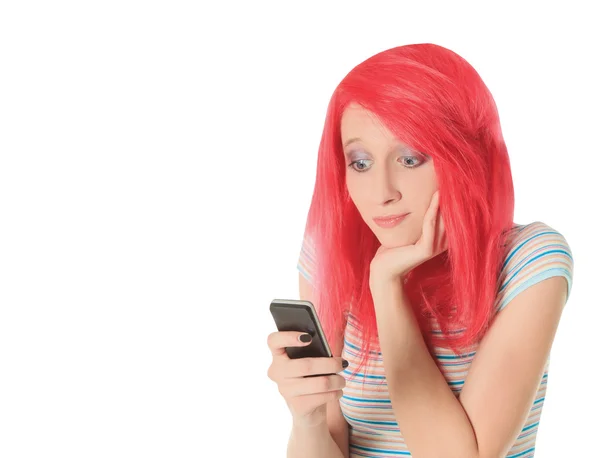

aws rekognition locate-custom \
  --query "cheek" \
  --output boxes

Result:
[346,179,368,211]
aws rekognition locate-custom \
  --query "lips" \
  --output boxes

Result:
[373,213,409,228]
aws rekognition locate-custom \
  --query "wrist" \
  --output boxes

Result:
[369,277,406,311]
[368,261,408,284]
[369,271,403,293]
[292,407,328,429]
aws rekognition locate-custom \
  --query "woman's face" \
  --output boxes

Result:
[340,103,438,248]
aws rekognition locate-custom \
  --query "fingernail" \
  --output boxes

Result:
[299,333,312,343]
[342,359,349,368]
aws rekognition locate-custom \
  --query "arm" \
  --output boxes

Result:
[287,419,346,458]
[287,273,349,458]
[370,275,567,458]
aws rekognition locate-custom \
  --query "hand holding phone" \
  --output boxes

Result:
[267,299,348,426]
[270,299,332,360]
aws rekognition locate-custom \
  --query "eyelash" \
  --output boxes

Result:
[348,156,423,173]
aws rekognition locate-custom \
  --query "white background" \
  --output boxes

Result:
[1,1,598,457]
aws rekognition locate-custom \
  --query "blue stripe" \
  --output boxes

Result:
[440,361,472,367]
[522,421,539,432]
[344,413,398,426]
[501,230,559,270]
[436,351,476,360]
[344,395,391,404]
[351,444,411,456]
[300,244,315,259]
[346,337,475,361]
[344,339,382,356]
[518,427,538,439]
[507,447,536,458]
[500,249,572,292]
[296,262,313,284]
[497,269,572,312]
[343,369,386,379]
[531,403,543,412]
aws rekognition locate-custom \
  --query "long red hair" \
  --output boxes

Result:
[304,43,515,375]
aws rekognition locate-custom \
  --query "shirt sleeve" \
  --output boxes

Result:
[297,231,317,286]
[495,222,574,314]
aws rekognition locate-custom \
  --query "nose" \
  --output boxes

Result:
[374,167,401,205]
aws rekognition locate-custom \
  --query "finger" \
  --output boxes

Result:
[280,374,346,397]
[267,331,312,357]
[432,206,441,251]
[269,355,345,384]
[288,390,344,419]
[285,356,347,378]
[430,190,440,210]
[438,213,448,253]
[424,191,439,225]
[421,192,439,250]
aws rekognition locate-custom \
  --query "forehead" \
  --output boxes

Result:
[340,103,401,147]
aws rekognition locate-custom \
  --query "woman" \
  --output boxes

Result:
[267,43,573,458]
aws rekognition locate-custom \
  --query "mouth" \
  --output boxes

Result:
[373,213,410,228]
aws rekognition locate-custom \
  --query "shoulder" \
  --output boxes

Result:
[495,221,574,314]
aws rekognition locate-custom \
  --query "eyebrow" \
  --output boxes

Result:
[343,137,415,156]
[343,137,361,148]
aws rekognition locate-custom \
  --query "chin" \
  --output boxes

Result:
[374,232,416,249]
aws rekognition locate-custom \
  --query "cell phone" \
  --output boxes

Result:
[269,299,332,359]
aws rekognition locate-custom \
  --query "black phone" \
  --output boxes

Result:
[269,299,332,359]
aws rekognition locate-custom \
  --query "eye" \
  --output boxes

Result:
[348,159,373,173]
[399,155,424,168]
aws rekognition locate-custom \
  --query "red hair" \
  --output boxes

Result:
[304,43,515,376]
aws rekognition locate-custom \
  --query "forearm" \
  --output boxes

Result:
[287,420,345,458]
[371,279,479,458]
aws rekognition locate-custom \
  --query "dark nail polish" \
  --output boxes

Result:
[342,359,349,368]
[299,333,312,343]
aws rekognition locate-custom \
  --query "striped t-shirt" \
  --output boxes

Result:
[297,221,573,458]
